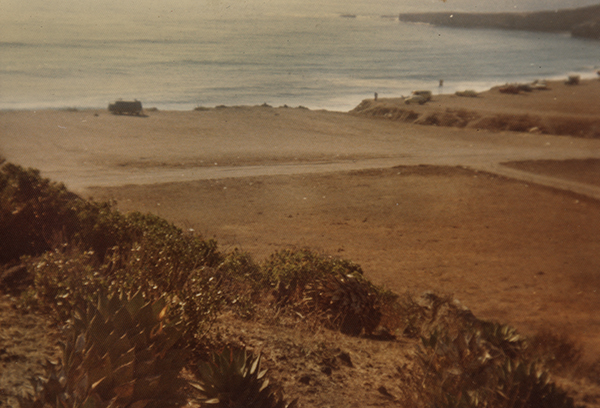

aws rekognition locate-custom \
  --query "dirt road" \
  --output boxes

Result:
[1,107,599,194]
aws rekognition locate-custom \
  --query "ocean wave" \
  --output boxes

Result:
[2,13,599,112]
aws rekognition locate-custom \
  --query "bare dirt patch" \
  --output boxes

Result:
[0,294,60,406]
[200,311,422,408]
[503,158,600,187]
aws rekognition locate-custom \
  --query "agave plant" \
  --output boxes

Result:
[479,321,527,361]
[20,291,187,408]
[499,360,581,408]
[192,347,297,408]
[419,328,503,408]
[418,325,581,408]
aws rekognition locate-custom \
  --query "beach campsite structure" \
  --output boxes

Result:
[108,100,143,115]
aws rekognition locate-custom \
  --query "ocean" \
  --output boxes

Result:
[1,4,599,112]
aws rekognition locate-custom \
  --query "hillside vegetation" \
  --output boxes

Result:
[1,161,599,407]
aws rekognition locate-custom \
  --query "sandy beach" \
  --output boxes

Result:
[2,78,600,362]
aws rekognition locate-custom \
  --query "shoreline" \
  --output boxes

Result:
[2,72,599,114]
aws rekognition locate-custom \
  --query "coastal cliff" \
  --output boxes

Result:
[398,4,600,40]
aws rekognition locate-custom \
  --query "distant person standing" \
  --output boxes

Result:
[374,92,378,101]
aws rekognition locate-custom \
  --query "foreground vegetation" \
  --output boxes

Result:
[0,161,595,407]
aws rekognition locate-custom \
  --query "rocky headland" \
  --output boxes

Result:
[398,4,600,40]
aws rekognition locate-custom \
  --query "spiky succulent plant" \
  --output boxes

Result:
[192,347,297,408]
[20,292,186,408]
[418,325,581,408]
[499,360,580,408]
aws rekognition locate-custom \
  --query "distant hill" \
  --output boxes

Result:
[398,4,600,40]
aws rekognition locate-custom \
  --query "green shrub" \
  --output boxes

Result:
[174,266,227,345]
[213,250,265,319]
[22,248,108,322]
[102,211,222,295]
[0,163,81,263]
[261,249,384,335]
[1,163,225,345]
[74,203,222,281]
[261,248,363,303]
[218,249,263,285]
[22,241,225,344]
[307,271,382,335]
[0,162,222,271]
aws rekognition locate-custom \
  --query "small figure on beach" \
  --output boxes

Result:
[374,92,378,101]
[439,79,444,87]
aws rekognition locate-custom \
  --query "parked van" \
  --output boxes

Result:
[108,100,143,115]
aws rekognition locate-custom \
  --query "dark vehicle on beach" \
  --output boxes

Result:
[108,100,143,115]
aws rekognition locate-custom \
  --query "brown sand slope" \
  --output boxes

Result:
[352,79,600,139]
